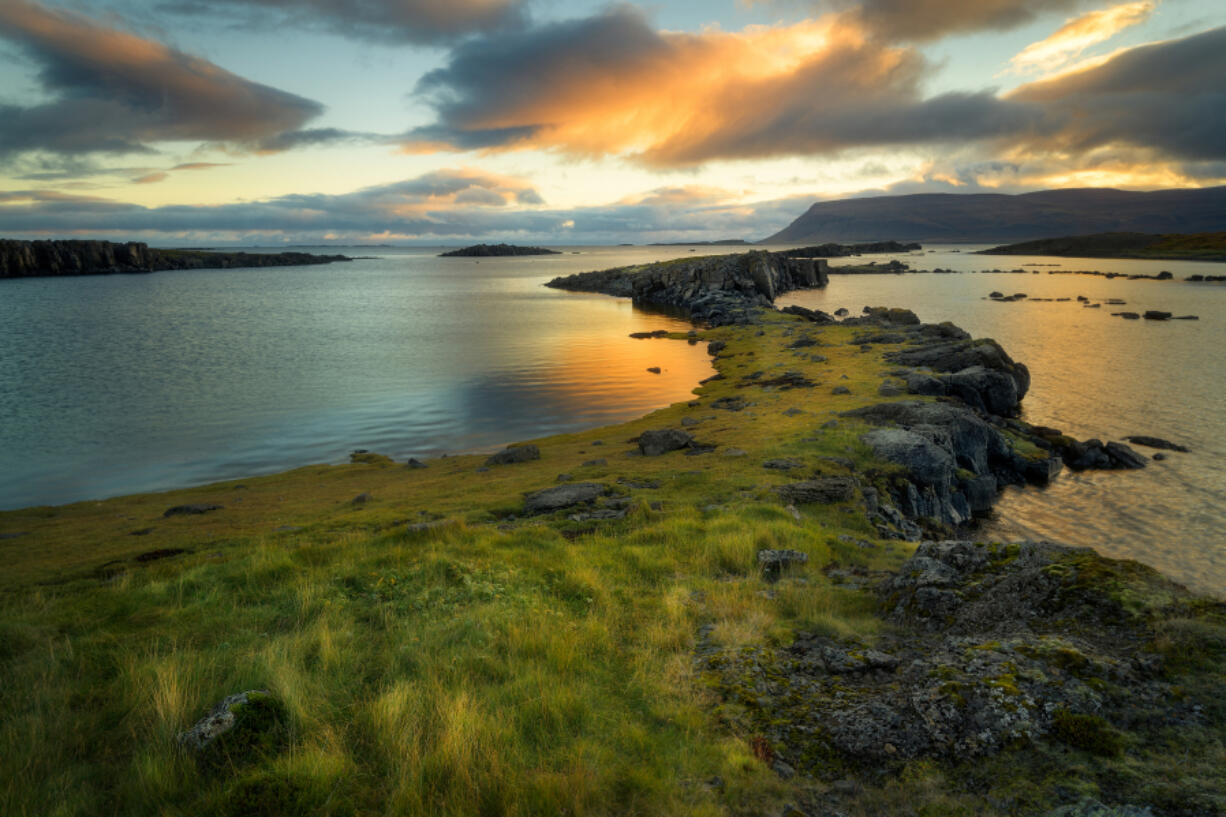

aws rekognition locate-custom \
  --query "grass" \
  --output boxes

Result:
[1,311,1222,816]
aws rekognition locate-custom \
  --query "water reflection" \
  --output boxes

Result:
[0,248,714,510]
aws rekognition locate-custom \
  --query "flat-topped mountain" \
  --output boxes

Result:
[439,243,560,257]
[764,186,1226,244]
[0,239,349,279]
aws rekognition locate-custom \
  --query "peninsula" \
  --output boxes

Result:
[980,231,1226,262]
[439,243,560,257]
[0,239,350,279]
[2,249,1221,817]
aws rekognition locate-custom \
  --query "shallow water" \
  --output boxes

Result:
[779,246,1226,596]
[1,243,1223,595]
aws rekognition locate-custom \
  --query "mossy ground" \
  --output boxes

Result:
[1,311,1222,816]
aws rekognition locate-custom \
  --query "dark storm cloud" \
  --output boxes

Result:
[0,0,323,158]
[1009,25,1226,161]
[402,6,1046,166]
[157,0,526,44]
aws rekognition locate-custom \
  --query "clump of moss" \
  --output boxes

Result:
[1050,710,1124,757]
[203,692,290,771]
[224,770,315,817]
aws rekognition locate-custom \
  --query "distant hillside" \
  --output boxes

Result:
[764,187,1226,244]
[980,232,1226,262]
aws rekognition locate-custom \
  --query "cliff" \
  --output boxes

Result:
[0,239,350,279]
[764,186,1226,244]
[545,249,829,325]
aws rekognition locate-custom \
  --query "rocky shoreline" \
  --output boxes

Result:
[0,239,350,279]
[550,250,1153,542]
[546,249,830,325]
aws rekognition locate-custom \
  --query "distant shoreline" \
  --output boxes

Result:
[0,238,350,279]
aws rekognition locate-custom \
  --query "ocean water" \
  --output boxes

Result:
[1,244,1223,594]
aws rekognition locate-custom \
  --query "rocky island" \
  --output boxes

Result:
[0,239,350,279]
[1,247,1221,817]
[439,243,561,257]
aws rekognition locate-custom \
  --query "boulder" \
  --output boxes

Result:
[758,549,808,582]
[1123,435,1189,452]
[163,504,222,518]
[485,444,541,466]
[178,690,286,764]
[861,428,954,487]
[775,477,859,505]
[524,483,608,514]
[638,429,693,456]
[945,365,1019,416]
[1142,311,1172,321]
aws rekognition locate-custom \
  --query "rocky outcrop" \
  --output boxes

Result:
[0,239,349,278]
[702,539,1202,774]
[545,250,829,325]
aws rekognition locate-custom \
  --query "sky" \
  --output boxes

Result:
[0,0,1223,245]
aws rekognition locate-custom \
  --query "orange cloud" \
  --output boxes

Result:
[406,7,1030,166]
[1006,1,1155,75]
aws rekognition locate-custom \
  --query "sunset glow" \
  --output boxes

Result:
[0,0,1222,243]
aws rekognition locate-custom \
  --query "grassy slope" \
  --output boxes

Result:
[0,312,1221,816]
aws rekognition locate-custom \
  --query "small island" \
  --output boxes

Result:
[979,231,1226,262]
[0,239,350,279]
[438,243,561,257]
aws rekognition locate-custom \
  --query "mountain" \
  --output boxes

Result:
[763,187,1226,244]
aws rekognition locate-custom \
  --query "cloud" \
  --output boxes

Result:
[404,6,1041,166]
[171,162,231,171]
[156,0,525,44]
[0,0,323,158]
[1005,1,1155,75]
[133,172,169,184]
[0,170,807,243]
[1008,25,1226,162]
[833,0,1085,42]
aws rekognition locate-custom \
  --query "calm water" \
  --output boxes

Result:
[1,244,1223,594]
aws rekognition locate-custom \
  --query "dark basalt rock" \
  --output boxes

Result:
[758,549,808,583]
[637,429,693,456]
[163,504,222,518]
[1123,435,1189,452]
[546,250,829,326]
[523,483,609,514]
[774,477,859,505]
[485,444,541,466]
[884,337,1030,416]
[702,540,1196,773]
